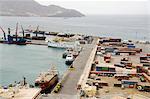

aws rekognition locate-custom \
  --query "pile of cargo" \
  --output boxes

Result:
[104,54,111,63]
[140,54,150,64]
[114,57,133,69]
[136,66,150,75]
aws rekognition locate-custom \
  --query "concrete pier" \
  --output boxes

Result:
[50,38,98,96]
[29,40,47,46]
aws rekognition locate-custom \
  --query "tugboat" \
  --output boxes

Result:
[35,67,59,93]
[65,54,74,65]
[62,48,73,58]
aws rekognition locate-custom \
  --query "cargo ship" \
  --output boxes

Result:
[31,26,46,40]
[0,24,27,45]
[35,67,59,93]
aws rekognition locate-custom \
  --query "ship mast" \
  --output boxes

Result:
[15,23,18,41]
[21,25,24,38]
[0,26,6,40]
[36,25,39,37]
[8,28,10,35]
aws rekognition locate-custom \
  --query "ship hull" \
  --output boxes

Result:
[35,74,59,94]
[65,60,73,65]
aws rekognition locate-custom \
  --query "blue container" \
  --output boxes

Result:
[127,45,135,48]
[96,67,102,71]
[121,80,137,85]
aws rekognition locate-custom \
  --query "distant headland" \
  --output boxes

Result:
[0,0,85,17]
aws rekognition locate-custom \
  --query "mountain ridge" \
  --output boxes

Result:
[0,0,85,17]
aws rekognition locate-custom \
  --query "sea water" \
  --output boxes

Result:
[0,44,67,86]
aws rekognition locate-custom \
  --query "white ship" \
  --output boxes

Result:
[47,37,80,49]
[48,41,75,48]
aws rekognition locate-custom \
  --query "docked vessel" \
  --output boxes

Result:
[31,26,46,40]
[48,41,75,48]
[47,36,81,49]
[35,67,59,93]
[65,54,74,65]
[62,48,73,58]
[0,24,27,45]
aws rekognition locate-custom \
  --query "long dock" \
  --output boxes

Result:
[49,38,98,96]
[29,40,47,46]
[41,38,98,99]
[58,38,98,95]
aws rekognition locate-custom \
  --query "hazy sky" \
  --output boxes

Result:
[35,0,149,15]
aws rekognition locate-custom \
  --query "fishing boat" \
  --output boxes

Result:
[65,54,74,65]
[35,67,59,93]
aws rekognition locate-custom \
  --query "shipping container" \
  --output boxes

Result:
[114,83,122,87]
[114,63,125,68]
[96,67,102,71]
[109,68,116,72]
[121,80,138,85]
[101,67,109,71]
[127,45,135,48]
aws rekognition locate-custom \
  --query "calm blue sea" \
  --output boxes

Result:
[0,15,150,86]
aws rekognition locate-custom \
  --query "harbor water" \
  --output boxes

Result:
[0,44,67,86]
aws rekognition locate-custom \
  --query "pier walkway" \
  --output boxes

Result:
[58,38,98,95]
[42,38,98,99]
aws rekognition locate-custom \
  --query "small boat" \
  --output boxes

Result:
[65,54,74,65]
[62,48,73,58]
[35,67,59,93]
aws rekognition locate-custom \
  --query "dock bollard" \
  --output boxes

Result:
[69,65,75,70]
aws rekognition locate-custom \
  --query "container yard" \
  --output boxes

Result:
[76,37,150,98]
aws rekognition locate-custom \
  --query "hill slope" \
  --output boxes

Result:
[0,0,84,17]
